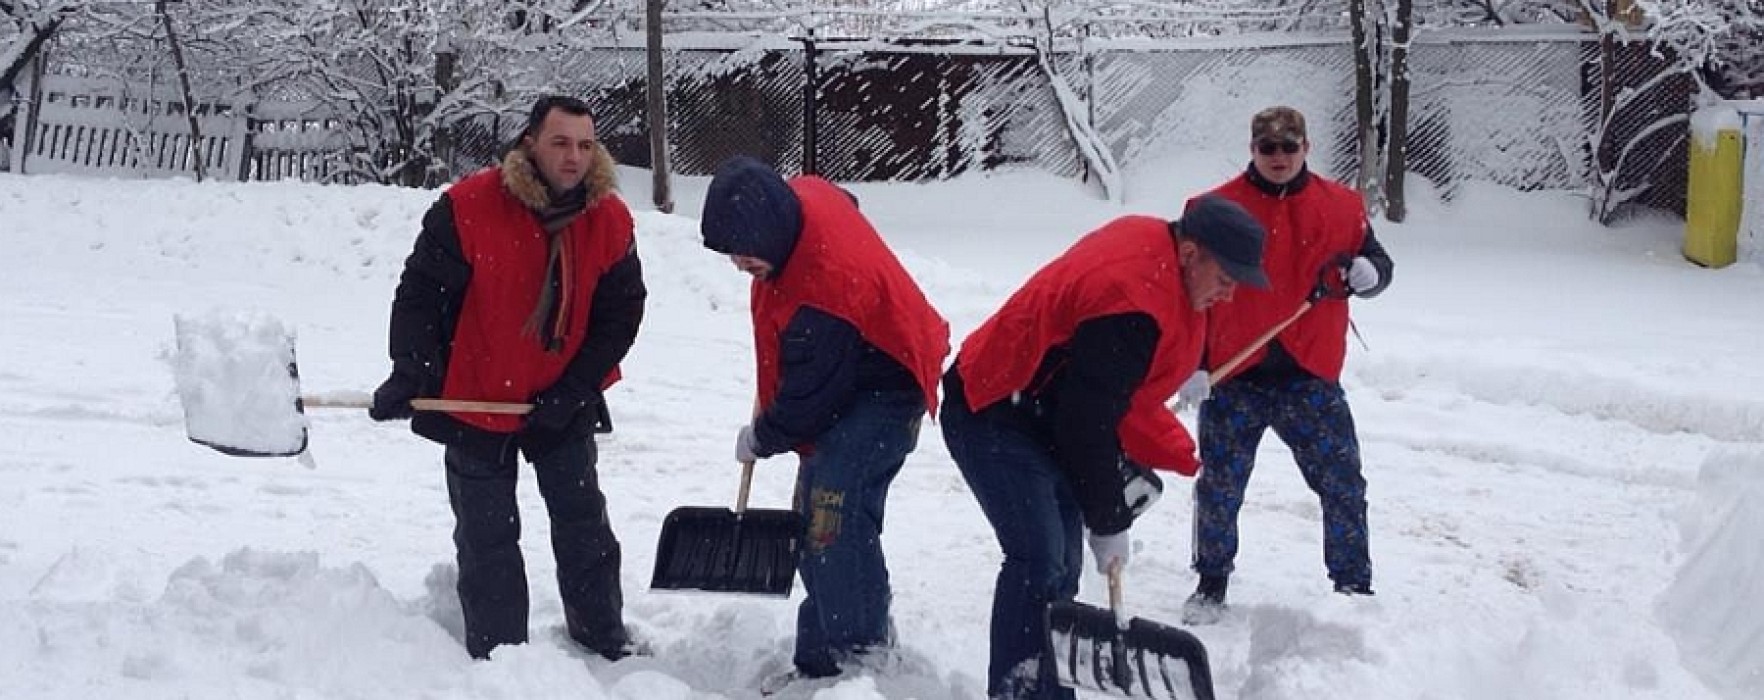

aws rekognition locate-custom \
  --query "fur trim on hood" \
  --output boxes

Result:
[499,143,618,211]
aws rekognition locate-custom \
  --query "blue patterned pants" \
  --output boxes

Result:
[1192,377,1371,588]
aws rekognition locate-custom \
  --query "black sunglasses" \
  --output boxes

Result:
[1256,139,1303,156]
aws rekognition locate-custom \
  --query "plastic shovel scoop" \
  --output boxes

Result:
[1046,563,1215,699]
[170,313,529,457]
[650,460,804,596]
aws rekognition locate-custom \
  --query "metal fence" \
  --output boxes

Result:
[7,28,1689,216]
[546,30,1683,214]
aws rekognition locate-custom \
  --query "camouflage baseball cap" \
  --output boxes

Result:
[1251,106,1307,142]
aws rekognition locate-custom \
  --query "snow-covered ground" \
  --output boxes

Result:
[2,152,1761,699]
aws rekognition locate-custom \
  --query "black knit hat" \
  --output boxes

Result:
[700,156,803,274]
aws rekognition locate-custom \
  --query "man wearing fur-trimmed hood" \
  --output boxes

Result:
[368,95,648,662]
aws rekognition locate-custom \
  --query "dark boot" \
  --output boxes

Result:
[1333,580,1375,596]
[1182,575,1229,626]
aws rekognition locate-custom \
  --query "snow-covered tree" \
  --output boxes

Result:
[38,0,583,185]
[2,0,79,123]
[189,0,556,185]
[1666,0,1764,97]
[1579,0,1756,222]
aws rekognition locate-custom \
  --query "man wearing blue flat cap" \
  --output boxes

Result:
[941,197,1266,700]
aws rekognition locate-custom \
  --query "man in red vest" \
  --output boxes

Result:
[942,197,1268,700]
[1182,106,1395,624]
[699,156,950,683]
[367,96,647,661]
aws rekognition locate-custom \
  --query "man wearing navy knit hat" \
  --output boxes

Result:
[700,156,950,683]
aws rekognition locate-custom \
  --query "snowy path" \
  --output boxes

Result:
[2,171,1760,699]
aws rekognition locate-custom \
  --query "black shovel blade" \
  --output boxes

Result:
[191,431,309,457]
[649,506,803,596]
[1047,601,1214,700]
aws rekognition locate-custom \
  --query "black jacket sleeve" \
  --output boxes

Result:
[388,195,471,394]
[1354,224,1394,298]
[750,306,863,457]
[549,244,648,402]
[1053,312,1160,535]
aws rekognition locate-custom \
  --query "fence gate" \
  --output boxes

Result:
[16,70,249,180]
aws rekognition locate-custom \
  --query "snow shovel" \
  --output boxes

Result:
[1211,299,1313,381]
[1174,255,1356,406]
[1046,563,1215,700]
[649,460,804,596]
[171,314,530,458]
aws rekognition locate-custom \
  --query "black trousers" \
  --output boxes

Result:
[444,437,627,659]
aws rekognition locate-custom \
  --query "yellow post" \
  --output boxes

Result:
[1684,113,1744,269]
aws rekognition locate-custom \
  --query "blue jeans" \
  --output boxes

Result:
[791,388,923,677]
[941,381,1081,700]
[1193,377,1371,587]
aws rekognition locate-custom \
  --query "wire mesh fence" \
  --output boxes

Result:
[13,25,1688,217]
[537,31,1683,217]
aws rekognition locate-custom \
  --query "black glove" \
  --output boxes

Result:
[525,386,596,434]
[369,372,421,421]
[1311,252,1359,302]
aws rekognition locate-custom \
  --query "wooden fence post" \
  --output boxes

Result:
[224,102,253,181]
[800,29,819,176]
[645,0,673,212]
[16,54,43,174]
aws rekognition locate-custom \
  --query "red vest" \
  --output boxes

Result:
[441,169,635,433]
[751,176,950,429]
[1200,173,1367,383]
[954,216,1203,475]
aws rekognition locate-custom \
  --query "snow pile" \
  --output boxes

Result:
[1688,104,1742,150]
[1660,448,1764,699]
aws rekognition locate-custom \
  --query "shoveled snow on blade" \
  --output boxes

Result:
[171,312,308,457]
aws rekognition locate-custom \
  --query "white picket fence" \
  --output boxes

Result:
[11,69,355,181]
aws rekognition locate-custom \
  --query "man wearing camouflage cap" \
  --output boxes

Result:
[1178,106,1395,624]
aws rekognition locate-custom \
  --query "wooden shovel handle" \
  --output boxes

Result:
[1108,560,1128,629]
[300,396,532,414]
[736,394,760,515]
[1209,300,1314,385]
[409,398,532,415]
[735,460,755,515]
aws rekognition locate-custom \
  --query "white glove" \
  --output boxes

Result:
[1345,256,1379,294]
[1088,529,1132,575]
[1172,370,1211,412]
[735,424,760,463]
